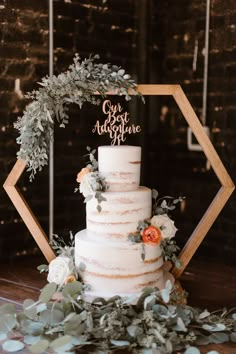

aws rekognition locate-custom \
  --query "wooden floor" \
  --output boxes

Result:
[0,256,236,354]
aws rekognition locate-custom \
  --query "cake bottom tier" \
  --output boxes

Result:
[75,230,172,301]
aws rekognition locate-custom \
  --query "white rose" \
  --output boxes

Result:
[47,256,73,286]
[150,214,178,239]
[79,172,94,197]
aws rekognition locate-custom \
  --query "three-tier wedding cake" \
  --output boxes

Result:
[74,145,174,301]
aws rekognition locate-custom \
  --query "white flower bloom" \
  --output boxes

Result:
[47,256,74,286]
[79,172,94,197]
[150,214,177,239]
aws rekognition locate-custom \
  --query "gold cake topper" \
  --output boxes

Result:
[92,100,141,145]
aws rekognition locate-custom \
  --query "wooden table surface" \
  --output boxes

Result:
[0,256,236,354]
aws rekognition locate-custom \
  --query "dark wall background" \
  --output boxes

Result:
[0,0,235,265]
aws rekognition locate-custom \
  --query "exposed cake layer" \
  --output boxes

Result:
[98,145,141,191]
[75,229,164,295]
[86,187,152,241]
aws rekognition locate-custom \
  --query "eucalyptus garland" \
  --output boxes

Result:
[0,280,235,354]
[14,54,140,181]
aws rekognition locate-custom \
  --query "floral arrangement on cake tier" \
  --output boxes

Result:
[75,146,108,212]
[0,235,235,354]
[128,189,184,268]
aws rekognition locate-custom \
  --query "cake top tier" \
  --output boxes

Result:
[98,145,141,192]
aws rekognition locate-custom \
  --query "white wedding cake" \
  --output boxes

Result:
[74,145,173,301]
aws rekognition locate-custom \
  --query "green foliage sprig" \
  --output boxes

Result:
[152,189,185,216]
[14,54,140,181]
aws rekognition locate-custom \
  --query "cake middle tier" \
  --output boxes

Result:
[86,186,152,241]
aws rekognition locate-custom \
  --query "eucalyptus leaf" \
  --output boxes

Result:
[202,323,226,332]
[184,347,201,354]
[137,287,155,307]
[208,332,229,344]
[20,319,44,336]
[84,194,93,202]
[152,189,159,200]
[230,332,236,342]
[36,303,47,313]
[154,329,166,343]
[2,340,25,352]
[92,297,107,305]
[160,281,172,304]
[50,335,73,349]
[39,282,57,303]
[23,335,41,345]
[37,264,48,273]
[0,314,16,333]
[23,299,37,319]
[110,339,130,347]
[39,309,64,326]
[175,317,187,332]
[0,303,16,315]
[78,262,86,272]
[54,342,75,353]
[62,281,83,299]
[64,314,86,336]
[144,295,157,310]
[123,294,139,305]
[127,324,143,337]
[0,332,7,340]
[152,304,169,318]
[29,339,49,353]
[97,204,102,213]
[64,312,77,323]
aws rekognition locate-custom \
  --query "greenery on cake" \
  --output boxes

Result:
[75,146,108,212]
[14,54,140,181]
[128,189,184,268]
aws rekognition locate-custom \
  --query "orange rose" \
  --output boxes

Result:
[141,226,162,245]
[76,167,91,183]
[64,274,77,284]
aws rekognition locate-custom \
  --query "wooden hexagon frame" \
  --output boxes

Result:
[3,85,235,279]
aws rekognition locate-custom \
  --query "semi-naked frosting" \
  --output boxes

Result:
[74,230,164,298]
[98,145,141,191]
[75,145,168,301]
[86,187,151,241]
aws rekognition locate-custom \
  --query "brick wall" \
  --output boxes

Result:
[0,0,49,260]
[148,0,236,263]
[0,0,235,264]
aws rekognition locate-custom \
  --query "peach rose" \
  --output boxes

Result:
[76,167,91,183]
[142,226,162,245]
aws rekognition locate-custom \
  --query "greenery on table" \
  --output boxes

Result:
[0,278,235,354]
[14,54,140,181]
